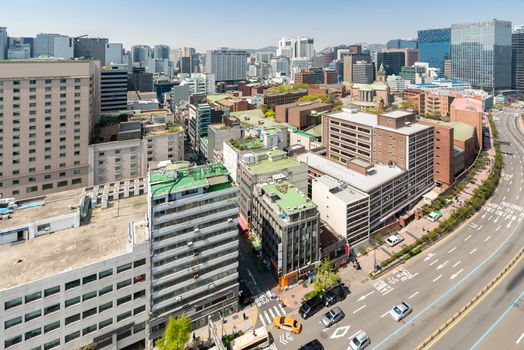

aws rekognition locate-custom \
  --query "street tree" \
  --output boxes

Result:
[155,315,192,350]
[313,258,340,294]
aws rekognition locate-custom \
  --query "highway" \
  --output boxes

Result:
[265,108,524,350]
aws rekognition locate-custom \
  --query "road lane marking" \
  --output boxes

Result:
[470,248,478,254]
[429,259,439,266]
[494,216,500,223]
[450,269,464,280]
[484,235,491,242]
[348,330,361,340]
[409,291,420,299]
[322,327,329,332]
[353,305,366,314]
[424,253,436,261]
[357,291,374,301]
[496,225,501,231]
[465,234,472,241]
[381,311,390,318]
[277,304,286,315]
[433,275,442,282]
[516,332,524,344]
[488,215,493,220]
[436,261,449,270]
[507,222,512,228]
[452,261,461,268]
[477,225,483,231]
[448,247,457,254]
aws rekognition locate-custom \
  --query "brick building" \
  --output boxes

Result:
[275,101,331,128]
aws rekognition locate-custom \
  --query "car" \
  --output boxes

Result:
[389,301,412,321]
[272,316,302,334]
[299,295,324,319]
[298,339,324,350]
[428,210,442,222]
[238,280,254,306]
[386,234,404,247]
[348,330,371,350]
[323,283,349,306]
[321,306,345,327]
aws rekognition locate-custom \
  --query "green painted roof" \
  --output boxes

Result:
[294,130,316,138]
[150,163,232,196]
[248,151,302,175]
[448,122,475,141]
[231,109,290,129]
[261,182,316,216]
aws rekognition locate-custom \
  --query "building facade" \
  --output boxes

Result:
[34,34,74,58]
[376,51,405,76]
[100,64,128,113]
[512,26,524,98]
[206,48,247,82]
[352,60,375,84]
[418,28,451,75]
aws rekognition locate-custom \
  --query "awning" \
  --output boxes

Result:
[238,215,248,231]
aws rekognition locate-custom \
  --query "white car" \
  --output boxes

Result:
[386,234,404,247]
[348,330,370,350]
[390,302,412,321]
[428,211,442,222]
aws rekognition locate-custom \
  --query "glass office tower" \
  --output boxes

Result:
[451,19,512,90]
[418,28,451,77]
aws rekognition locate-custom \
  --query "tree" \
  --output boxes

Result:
[259,104,269,112]
[313,258,340,294]
[265,109,275,118]
[155,315,192,350]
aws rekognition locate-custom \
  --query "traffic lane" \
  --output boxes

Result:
[475,304,524,350]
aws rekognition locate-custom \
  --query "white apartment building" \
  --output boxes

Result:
[0,60,100,200]
[206,48,247,82]
[147,163,240,337]
[386,74,410,94]
[0,182,151,350]
[180,73,216,95]
[34,34,74,58]
[294,37,314,59]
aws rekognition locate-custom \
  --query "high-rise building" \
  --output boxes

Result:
[382,48,419,67]
[342,53,371,83]
[179,73,216,95]
[0,60,100,199]
[418,28,451,75]
[131,45,153,69]
[179,47,196,58]
[255,51,273,63]
[294,37,314,59]
[0,27,7,60]
[34,33,74,58]
[74,37,108,64]
[7,44,31,59]
[271,56,290,76]
[277,37,295,58]
[451,19,512,90]
[206,48,247,82]
[100,64,128,112]
[105,42,123,65]
[352,60,375,84]
[387,39,418,49]
[147,163,240,333]
[512,25,524,98]
[154,45,170,60]
[376,51,405,76]
[128,67,153,92]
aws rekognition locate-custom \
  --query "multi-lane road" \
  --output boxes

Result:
[265,109,524,350]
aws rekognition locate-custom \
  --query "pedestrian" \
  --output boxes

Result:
[193,332,196,341]
[242,312,247,320]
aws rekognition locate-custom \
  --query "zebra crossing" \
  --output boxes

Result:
[259,303,287,327]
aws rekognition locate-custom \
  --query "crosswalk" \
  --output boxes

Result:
[259,304,287,327]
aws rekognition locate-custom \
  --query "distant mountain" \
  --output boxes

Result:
[245,46,278,54]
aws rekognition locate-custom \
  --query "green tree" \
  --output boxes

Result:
[265,109,275,118]
[313,258,340,294]
[297,93,329,103]
[155,315,191,350]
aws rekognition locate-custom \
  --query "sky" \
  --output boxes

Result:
[2,0,524,52]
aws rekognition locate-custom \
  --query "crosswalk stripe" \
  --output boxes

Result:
[268,307,276,320]
[277,304,286,315]
[264,312,272,325]
[260,315,267,327]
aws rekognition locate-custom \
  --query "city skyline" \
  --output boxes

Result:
[2,0,524,52]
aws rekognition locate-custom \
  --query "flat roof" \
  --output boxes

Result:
[448,122,475,141]
[231,109,288,129]
[0,196,148,290]
[248,152,303,176]
[316,175,368,203]
[328,109,378,127]
[260,182,316,216]
[297,152,404,193]
[381,110,413,119]
[376,122,432,136]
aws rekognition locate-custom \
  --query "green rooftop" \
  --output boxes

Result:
[294,130,316,138]
[248,150,302,175]
[228,137,265,151]
[150,163,232,196]
[261,182,316,216]
[230,109,289,129]
[448,122,476,141]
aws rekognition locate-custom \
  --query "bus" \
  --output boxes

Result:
[229,327,271,350]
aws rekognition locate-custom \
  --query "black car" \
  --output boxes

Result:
[238,280,254,306]
[298,339,324,350]
[299,295,324,319]
[323,283,349,307]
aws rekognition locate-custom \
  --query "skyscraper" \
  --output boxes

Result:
[277,37,295,58]
[34,33,74,58]
[376,51,405,76]
[74,37,108,63]
[451,19,512,90]
[206,48,247,82]
[387,39,418,49]
[132,45,153,68]
[154,45,170,59]
[294,37,314,59]
[418,28,451,75]
[512,25,524,98]
[0,27,7,60]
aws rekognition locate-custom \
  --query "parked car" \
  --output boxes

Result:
[348,330,370,350]
[298,339,324,350]
[272,316,302,334]
[238,279,254,306]
[323,283,349,306]
[321,306,345,327]
[299,295,324,319]
[386,234,404,247]
[428,210,442,222]
[389,301,412,322]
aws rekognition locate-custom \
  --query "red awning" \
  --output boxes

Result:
[238,215,248,231]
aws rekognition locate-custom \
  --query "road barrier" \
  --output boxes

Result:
[414,245,524,349]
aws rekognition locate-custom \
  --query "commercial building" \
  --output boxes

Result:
[34,34,74,58]
[188,103,225,154]
[386,75,410,94]
[131,45,152,69]
[179,73,216,95]
[206,48,247,82]
[376,51,405,76]
[263,89,308,109]
[7,44,31,60]
[270,56,290,76]
[342,53,371,83]
[512,25,524,99]
[0,27,7,60]
[252,179,319,287]
[450,97,483,148]
[295,37,314,59]
[100,64,128,113]
[0,183,150,350]
[147,163,240,333]
[128,67,153,92]
[382,48,419,67]
[207,117,242,163]
[451,19,512,90]
[418,28,451,75]
[105,43,123,65]
[277,37,295,59]
[154,45,170,60]
[237,150,308,229]
[324,69,338,84]
[387,39,418,49]
[352,60,375,84]
[0,60,100,199]
[275,101,331,128]
[74,37,108,64]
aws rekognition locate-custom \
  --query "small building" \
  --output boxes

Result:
[275,101,331,129]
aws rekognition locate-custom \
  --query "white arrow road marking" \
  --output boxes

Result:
[485,235,491,242]
[496,225,501,231]
[381,310,390,318]
[357,291,375,301]
[436,261,449,270]
[452,261,461,268]
[424,253,436,262]
[465,234,472,241]
[448,247,457,254]
[450,269,464,280]
[353,305,367,314]
[433,275,442,282]
[429,259,439,266]
[409,291,420,299]
[322,328,329,333]
[470,248,478,254]
[516,332,524,344]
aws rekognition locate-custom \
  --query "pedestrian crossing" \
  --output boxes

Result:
[259,304,287,327]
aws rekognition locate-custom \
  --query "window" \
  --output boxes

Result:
[82,307,97,319]
[65,330,80,343]
[65,296,80,307]
[99,318,113,329]
[25,310,42,322]
[99,268,113,279]
[25,327,41,340]
[99,285,113,296]
[117,262,132,273]
[72,178,82,185]
[25,291,42,303]
[44,303,60,315]
[117,295,132,306]
[82,324,97,336]
[117,310,132,322]
[134,258,146,268]
[57,180,68,187]
[5,297,22,310]
[83,274,97,285]
[43,183,53,190]
[134,289,146,299]
[65,279,80,290]
[134,274,146,283]
[44,321,60,333]
[99,301,112,313]
[65,314,80,325]
[134,305,146,315]
[4,316,22,329]
[5,335,22,348]
[117,279,132,290]
[82,291,97,302]
[44,285,60,297]
[43,338,60,350]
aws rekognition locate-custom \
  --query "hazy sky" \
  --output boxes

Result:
[2,0,524,52]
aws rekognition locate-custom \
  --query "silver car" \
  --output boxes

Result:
[348,330,370,350]
[321,306,344,327]
[389,302,412,321]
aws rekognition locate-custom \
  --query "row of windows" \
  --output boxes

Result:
[2,78,82,86]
